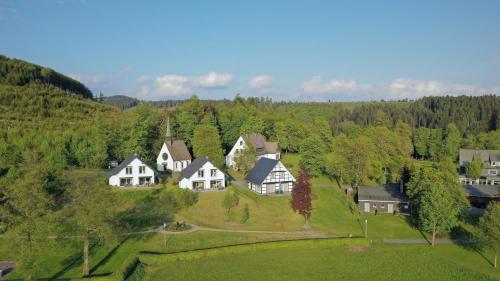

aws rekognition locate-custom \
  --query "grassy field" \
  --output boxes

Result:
[1,160,495,280]
[177,186,304,231]
[143,243,499,281]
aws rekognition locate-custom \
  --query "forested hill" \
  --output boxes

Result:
[103,95,140,109]
[0,54,93,99]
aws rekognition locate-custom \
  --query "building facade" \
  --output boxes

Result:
[245,158,295,195]
[225,134,280,167]
[179,157,226,191]
[109,154,157,187]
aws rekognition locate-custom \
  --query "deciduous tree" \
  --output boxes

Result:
[192,124,225,167]
[478,202,500,268]
[291,169,312,225]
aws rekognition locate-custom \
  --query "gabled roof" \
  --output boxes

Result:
[111,154,156,176]
[166,140,192,161]
[180,157,222,180]
[459,149,500,166]
[245,158,279,185]
[463,184,499,198]
[358,184,408,202]
[242,134,279,155]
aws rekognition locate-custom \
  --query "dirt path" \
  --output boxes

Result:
[125,223,329,238]
[383,239,471,245]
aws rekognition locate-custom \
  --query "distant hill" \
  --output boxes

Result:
[103,95,140,110]
[0,54,93,99]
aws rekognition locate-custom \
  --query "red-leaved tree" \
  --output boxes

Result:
[291,168,312,225]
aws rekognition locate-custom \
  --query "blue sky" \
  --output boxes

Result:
[1,0,499,101]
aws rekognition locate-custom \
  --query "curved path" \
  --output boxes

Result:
[125,223,329,238]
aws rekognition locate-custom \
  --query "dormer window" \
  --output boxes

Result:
[492,161,497,167]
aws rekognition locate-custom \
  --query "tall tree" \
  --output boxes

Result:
[291,169,312,225]
[442,123,461,159]
[64,184,118,277]
[0,172,55,281]
[478,202,500,268]
[192,124,224,166]
[407,168,467,246]
[299,134,326,177]
[240,116,265,135]
[233,141,257,174]
[466,157,484,180]
[334,135,375,190]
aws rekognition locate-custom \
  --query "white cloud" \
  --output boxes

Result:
[302,76,371,95]
[249,75,273,90]
[136,75,151,83]
[388,78,500,99]
[147,72,234,97]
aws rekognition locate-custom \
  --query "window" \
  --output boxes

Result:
[125,166,132,175]
[488,169,498,175]
[380,204,385,208]
[198,170,204,177]
[491,161,497,166]
[175,162,178,169]
[239,140,243,146]
[139,166,146,174]
[372,204,377,208]
[211,169,217,177]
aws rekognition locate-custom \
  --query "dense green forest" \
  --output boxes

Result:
[0,55,93,99]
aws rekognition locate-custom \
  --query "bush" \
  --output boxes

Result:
[240,203,250,223]
[171,187,198,208]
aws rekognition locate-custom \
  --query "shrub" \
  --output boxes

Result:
[240,203,250,223]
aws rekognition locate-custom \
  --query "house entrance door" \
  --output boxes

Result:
[387,204,394,214]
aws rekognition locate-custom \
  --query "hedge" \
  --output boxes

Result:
[140,237,368,265]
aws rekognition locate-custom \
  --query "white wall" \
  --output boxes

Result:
[247,161,295,195]
[109,158,156,187]
[179,162,226,190]
[225,136,246,167]
[156,143,191,172]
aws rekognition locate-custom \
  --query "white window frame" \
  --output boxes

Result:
[139,166,146,174]
[125,166,132,175]
[488,169,498,175]
[198,170,204,178]
[210,169,217,177]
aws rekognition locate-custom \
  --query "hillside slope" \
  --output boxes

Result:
[0,54,93,99]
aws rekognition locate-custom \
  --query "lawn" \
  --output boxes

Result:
[143,243,499,281]
[177,186,305,231]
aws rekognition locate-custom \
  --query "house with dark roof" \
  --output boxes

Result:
[156,118,192,172]
[245,158,295,195]
[225,133,280,168]
[459,149,500,185]
[179,157,226,191]
[463,184,499,208]
[357,184,410,214]
[109,154,157,187]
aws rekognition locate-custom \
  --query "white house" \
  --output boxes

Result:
[156,119,192,172]
[179,157,226,191]
[109,154,157,187]
[225,133,280,167]
[245,158,295,195]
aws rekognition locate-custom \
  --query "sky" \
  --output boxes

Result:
[1,0,499,101]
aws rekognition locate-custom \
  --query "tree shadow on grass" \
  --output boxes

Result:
[449,223,494,267]
[89,237,129,275]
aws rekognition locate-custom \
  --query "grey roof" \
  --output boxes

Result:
[179,157,223,180]
[110,154,156,176]
[242,134,280,156]
[358,184,408,202]
[245,158,279,185]
[459,149,500,166]
[463,184,499,198]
